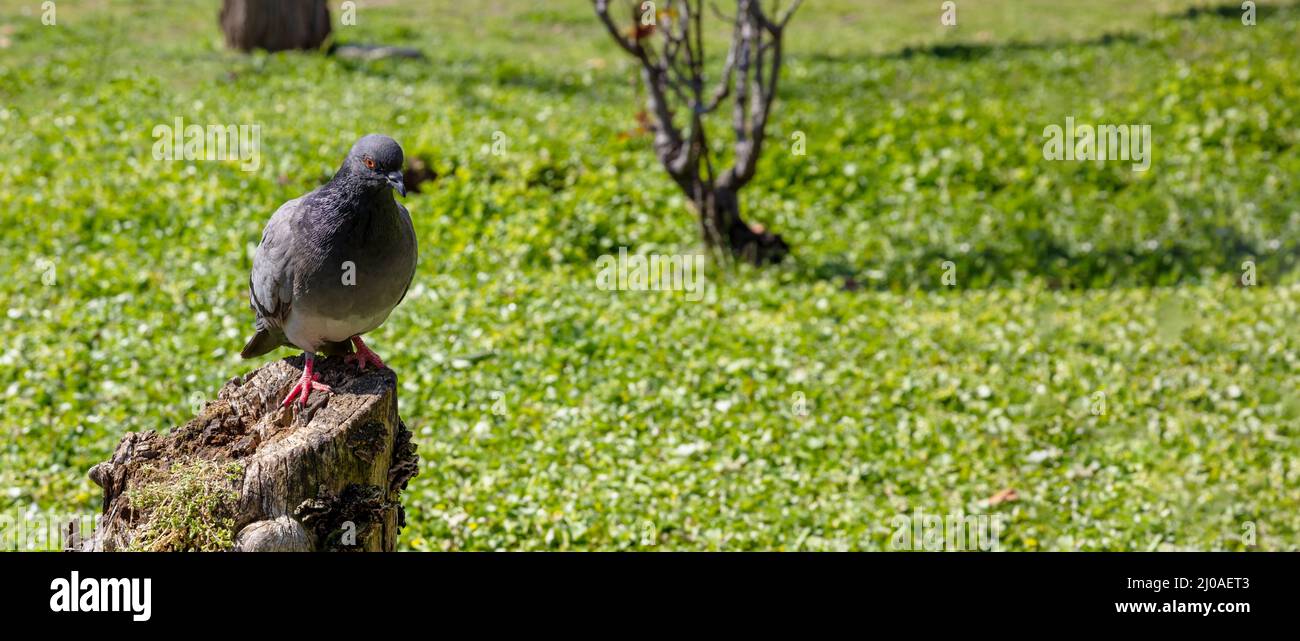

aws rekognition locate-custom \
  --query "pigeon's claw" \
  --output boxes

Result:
[281,376,332,407]
[282,355,332,407]
[346,336,388,371]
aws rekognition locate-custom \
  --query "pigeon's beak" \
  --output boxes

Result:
[386,170,406,197]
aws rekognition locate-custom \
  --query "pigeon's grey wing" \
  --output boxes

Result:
[393,200,418,306]
[248,197,303,330]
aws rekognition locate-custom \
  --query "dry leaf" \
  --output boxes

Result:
[985,488,1019,507]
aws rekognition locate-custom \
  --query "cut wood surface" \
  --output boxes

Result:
[78,356,419,552]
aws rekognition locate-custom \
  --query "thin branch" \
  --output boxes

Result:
[593,0,798,196]
[718,0,793,190]
[702,33,737,113]
[777,0,804,28]
[591,0,687,167]
[730,1,754,147]
[592,0,640,56]
[709,1,734,23]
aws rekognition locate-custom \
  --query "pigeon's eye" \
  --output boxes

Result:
[364,157,376,169]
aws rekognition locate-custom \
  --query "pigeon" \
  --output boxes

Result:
[240,134,418,407]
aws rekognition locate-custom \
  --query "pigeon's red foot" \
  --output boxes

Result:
[282,356,332,407]
[345,336,387,371]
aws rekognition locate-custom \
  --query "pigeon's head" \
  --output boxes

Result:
[346,134,406,197]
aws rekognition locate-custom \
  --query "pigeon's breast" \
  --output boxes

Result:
[287,202,417,351]
[283,305,391,350]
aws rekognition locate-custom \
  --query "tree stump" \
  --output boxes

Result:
[219,0,332,53]
[77,356,419,552]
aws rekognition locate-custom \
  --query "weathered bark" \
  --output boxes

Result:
[76,356,419,552]
[219,0,332,53]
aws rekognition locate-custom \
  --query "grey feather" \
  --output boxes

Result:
[241,134,418,358]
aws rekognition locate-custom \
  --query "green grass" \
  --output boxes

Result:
[0,0,1296,550]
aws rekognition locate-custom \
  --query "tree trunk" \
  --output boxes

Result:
[74,356,419,552]
[696,184,789,264]
[592,0,800,267]
[219,0,332,53]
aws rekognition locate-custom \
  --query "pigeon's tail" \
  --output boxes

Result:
[240,328,284,359]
